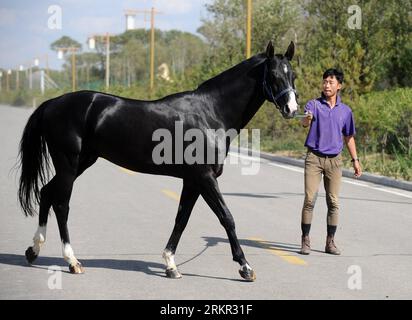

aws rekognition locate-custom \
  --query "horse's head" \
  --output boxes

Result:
[263,41,299,119]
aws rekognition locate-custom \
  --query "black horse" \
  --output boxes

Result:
[18,41,298,281]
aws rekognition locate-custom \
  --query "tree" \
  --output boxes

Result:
[383,0,412,87]
[297,0,383,99]
[298,0,412,95]
[198,0,301,67]
[50,36,82,89]
[50,36,82,51]
[76,52,102,89]
[107,29,206,88]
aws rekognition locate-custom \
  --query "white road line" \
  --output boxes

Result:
[266,158,412,200]
[268,162,304,173]
[227,152,264,163]
[343,179,412,199]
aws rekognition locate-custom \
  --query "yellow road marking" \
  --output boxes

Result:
[248,237,307,266]
[161,189,180,201]
[119,167,136,175]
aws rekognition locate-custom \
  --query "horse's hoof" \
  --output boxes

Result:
[69,262,84,274]
[25,247,38,264]
[239,268,256,282]
[165,268,182,279]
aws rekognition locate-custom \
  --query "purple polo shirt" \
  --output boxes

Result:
[304,95,356,155]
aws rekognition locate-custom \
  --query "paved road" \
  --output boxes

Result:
[1,104,411,300]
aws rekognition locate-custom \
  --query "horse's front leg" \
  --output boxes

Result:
[199,172,256,281]
[163,179,199,279]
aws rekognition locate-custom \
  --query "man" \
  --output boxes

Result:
[300,68,362,255]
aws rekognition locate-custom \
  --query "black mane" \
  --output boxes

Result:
[197,53,267,91]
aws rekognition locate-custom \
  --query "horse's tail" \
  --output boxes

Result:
[18,102,51,217]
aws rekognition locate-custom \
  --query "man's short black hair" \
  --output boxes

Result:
[323,68,344,84]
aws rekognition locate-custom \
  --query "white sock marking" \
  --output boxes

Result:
[162,249,177,270]
[62,243,79,265]
[240,263,252,272]
[32,226,47,255]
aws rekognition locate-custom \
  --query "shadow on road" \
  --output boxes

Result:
[0,253,165,277]
[0,253,243,282]
[222,192,412,205]
[222,192,302,199]
[202,236,306,254]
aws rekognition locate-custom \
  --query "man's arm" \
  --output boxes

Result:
[344,135,362,178]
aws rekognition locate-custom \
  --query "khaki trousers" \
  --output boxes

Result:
[301,150,343,226]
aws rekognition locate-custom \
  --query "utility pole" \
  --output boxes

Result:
[6,70,11,91]
[246,0,252,59]
[88,33,111,90]
[71,50,76,91]
[105,32,110,90]
[57,47,79,92]
[40,70,45,95]
[33,54,49,78]
[16,66,20,90]
[29,66,32,90]
[150,7,155,91]
[86,62,90,89]
[44,54,50,77]
[29,58,39,90]
[124,8,161,93]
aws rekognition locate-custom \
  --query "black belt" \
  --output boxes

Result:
[308,148,339,158]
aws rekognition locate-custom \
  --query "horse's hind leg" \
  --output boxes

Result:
[76,151,97,177]
[25,149,96,267]
[50,151,84,274]
[163,179,199,279]
[25,178,55,264]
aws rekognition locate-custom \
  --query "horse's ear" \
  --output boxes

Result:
[266,41,274,59]
[285,41,295,61]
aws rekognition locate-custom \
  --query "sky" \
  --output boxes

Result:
[0,0,212,70]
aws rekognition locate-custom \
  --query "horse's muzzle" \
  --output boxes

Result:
[282,109,297,119]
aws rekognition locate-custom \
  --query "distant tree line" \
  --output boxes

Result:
[2,0,411,179]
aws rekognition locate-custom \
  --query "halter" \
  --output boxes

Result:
[262,63,296,110]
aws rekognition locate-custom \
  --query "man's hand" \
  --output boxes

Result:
[301,111,313,128]
[353,160,362,178]
[344,135,362,178]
